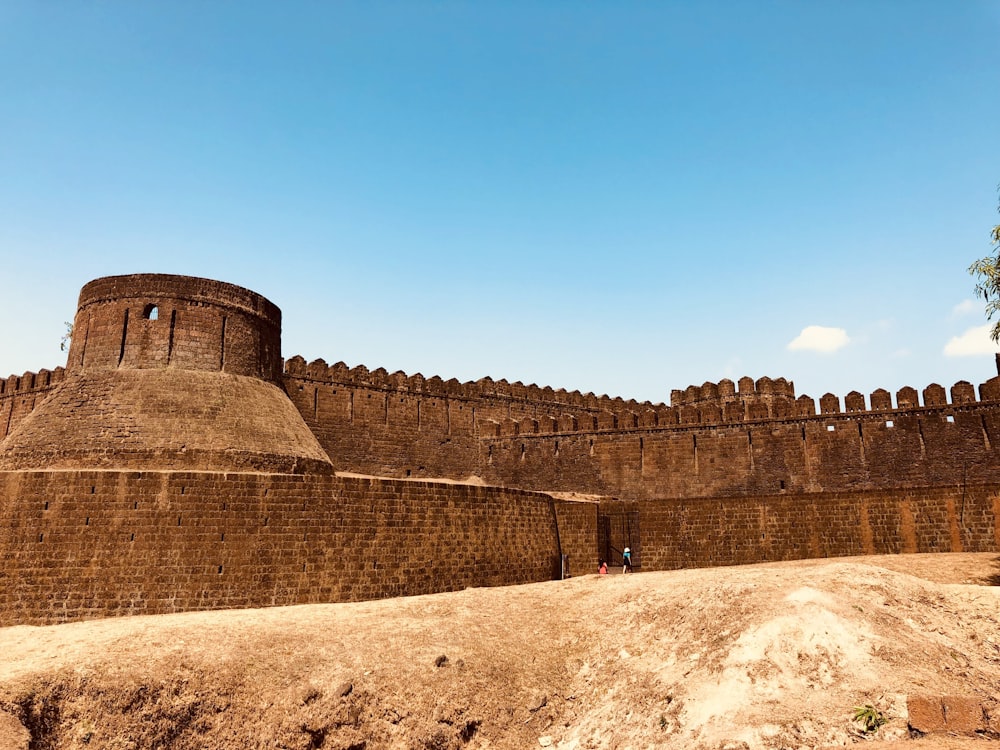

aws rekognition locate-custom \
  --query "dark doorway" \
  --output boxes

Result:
[598,509,640,570]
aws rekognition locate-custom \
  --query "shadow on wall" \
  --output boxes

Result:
[987,555,1000,586]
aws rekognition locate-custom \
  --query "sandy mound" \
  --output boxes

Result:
[1,553,998,749]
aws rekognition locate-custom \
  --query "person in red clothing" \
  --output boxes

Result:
[598,560,608,575]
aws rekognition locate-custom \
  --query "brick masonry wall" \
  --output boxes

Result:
[552,499,599,577]
[0,470,590,626]
[639,484,1000,571]
[480,404,1000,500]
[68,274,282,381]
[0,371,333,473]
[282,356,1000,506]
[281,355,664,481]
[0,368,65,440]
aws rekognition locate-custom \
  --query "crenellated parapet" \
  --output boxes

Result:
[671,376,796,407]
[285,353,1000,448]
[0,367,66,397]
[0,367,67,439]
[661,375,1000,426]
[283,355,666,414]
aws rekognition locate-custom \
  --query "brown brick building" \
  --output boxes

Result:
[2,274,998,624]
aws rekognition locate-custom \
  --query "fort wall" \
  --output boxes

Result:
[67,274,282,381]
[279,353,1000,502]
[0,275,329,474]
[0,470,593,626]
[3,273,999,627]
[281,355,665,480]
[480,396,1000,499]
[5,467,993,627]
[640,484,1000,570]
[0,368,65,439]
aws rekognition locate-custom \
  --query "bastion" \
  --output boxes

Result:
[1,273,998,625]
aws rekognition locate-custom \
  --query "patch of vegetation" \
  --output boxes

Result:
[853,704,887,733]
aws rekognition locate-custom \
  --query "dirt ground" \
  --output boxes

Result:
[1,552,998,750]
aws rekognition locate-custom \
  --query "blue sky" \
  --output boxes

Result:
[2,1,999,406]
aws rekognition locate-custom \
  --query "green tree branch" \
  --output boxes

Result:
[968,187,1000,343]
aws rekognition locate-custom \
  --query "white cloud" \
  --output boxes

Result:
[787,326,850,354]
[943,324,997,356]
[951,299,979,318]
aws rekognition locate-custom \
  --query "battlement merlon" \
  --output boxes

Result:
[282,355,667,413]
[671,375,1000,415]
[0,367,65,396]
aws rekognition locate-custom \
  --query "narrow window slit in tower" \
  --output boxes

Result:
[167,310,177,363]
[133,501,138,510]
[218,565,223,574]
[219,315,228,369]
[79,313,91,367]
[554,440,559,457]
[520,443,526,461]
[313,388,318,420]
[117,309,130,366]
[90,486,95,494]
[263,517,269,526]
[221,533,225,542]
[85,517,89,526]
[177,516,182,526]
[38,534,43,542]
[130,533,135,542]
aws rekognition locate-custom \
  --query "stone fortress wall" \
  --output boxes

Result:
[0,275,594,625]
[280,356,1000,500]
[2,273,999,625]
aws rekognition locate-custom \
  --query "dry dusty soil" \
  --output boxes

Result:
[1,553,999,750]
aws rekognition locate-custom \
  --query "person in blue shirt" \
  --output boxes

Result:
[622,547,632,574]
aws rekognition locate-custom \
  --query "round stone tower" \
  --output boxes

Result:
[0,274,334,473]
